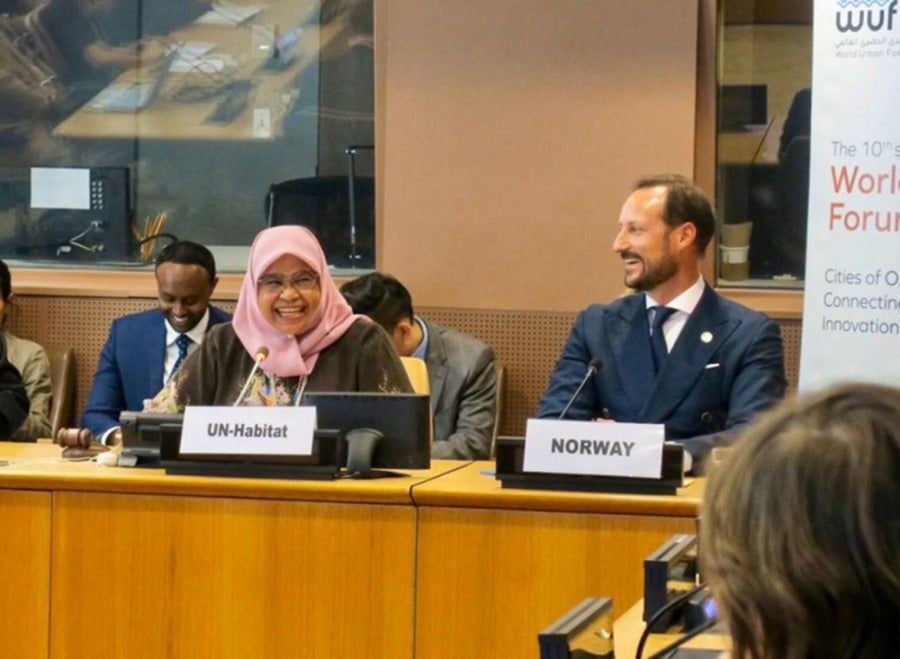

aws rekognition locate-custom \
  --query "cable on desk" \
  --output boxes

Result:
[635,582,708,659]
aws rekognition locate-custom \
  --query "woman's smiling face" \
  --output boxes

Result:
[256,254,321,336]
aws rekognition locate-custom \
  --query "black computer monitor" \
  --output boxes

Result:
[302,391,431,476]
[719,84,768,131]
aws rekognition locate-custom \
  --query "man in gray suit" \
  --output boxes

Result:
[340,272,496,459]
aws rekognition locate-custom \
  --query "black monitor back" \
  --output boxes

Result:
[720,84,767,131]
[303,392,431,470]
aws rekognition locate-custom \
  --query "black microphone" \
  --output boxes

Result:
[558,359,603,420]
[233,346,270,406]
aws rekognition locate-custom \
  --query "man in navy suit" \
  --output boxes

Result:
[537,174,785,472]
[81,241,232,440]
[340,272,497,460]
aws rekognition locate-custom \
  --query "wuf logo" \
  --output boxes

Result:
[835,0,899,32]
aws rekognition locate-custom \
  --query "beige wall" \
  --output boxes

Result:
[376,0,700,311]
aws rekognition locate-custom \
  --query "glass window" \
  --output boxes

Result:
[0,0,374,272]
[716,0,812,288]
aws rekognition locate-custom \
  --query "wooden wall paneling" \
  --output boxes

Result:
[6,296,801,436]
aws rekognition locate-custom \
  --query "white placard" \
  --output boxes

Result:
[522,419,665,478]
[799,1,900,390]
[180,406,316,456]
[30,167,90,210]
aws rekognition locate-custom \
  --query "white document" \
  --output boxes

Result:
[522,418,665,478]
[196,3,263,26]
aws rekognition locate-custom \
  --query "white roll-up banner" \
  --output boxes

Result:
[799,0,900,391]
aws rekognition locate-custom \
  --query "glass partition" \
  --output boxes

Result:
[716,0,812,288]
[0,0,374,272]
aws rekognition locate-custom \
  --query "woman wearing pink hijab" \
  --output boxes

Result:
[148,226,410,410]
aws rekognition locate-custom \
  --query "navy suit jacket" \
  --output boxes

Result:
[81,306,232,436]
[537,286,785,470]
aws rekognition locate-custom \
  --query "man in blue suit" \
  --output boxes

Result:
[537,174,785,472]
[81,241,231,440]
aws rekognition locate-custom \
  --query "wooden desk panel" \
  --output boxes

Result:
[0,489,51,659]
[50,491,415,659]
[0,444,465,659]
[1,443,700,659]
[412,463,701,659]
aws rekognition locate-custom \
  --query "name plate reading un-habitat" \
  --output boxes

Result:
[523,419,665,478]
[180,406,316,457]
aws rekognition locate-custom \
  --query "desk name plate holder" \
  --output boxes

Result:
[119,407,344,480]
[495,421,684,494]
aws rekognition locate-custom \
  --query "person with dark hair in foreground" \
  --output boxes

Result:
[146,226,410,411]
[340,272,496,459]
[81,240,231,440]
[537,174,785,472]
[701,382,900,659]
[0,258,52,440]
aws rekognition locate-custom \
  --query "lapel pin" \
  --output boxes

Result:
[700,331,713,344]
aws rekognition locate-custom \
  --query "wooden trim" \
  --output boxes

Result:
[11,268,805,318]
[10,269,366,301]
[11,268,244,300]
[716,287,804,319]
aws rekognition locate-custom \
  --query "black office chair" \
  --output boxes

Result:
[748,136,809,279]
[264,148,375,268]
[777,135,810,276]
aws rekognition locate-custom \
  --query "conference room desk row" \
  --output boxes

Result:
[0,442,702,659]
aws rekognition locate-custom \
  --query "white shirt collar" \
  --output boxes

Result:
[645,275,705,315]
[165,307,211,345]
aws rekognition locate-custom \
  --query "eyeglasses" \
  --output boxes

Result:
[257,271,319,294]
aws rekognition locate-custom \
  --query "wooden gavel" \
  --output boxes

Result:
[54,428,108,458]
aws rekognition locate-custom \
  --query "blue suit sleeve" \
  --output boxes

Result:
[80,322,127,436]
[682,316,786,469]
[536,310,602,420]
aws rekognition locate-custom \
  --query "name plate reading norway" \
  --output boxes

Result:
[180,406,316,456]
[523,419,665,478]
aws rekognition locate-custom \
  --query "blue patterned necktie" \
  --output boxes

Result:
[170,334,193,380]
[649,306,676,374]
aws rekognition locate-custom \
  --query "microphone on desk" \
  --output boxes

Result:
[233,346,270,406]
[558,359,603,420]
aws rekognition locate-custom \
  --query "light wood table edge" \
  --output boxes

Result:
[0,443,468,505]
[410,461,704,517]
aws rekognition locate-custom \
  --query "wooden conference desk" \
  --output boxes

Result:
[0,442,464,659]
[53,0,334,141]
[0,446,702,659]
[411,462,703,659]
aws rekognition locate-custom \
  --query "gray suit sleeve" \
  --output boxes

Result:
[431,345,497,460]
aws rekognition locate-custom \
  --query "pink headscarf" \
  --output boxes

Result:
[232,226,361,377]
